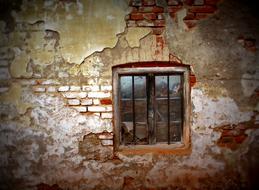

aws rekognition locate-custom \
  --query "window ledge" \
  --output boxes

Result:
[116,143,192,155]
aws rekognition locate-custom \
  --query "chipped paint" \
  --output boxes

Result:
[12,0,129,64]
[125,27,152,48]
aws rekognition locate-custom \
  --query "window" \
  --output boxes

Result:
[112,62,191,154]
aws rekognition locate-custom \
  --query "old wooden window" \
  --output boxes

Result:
[112,62,191,153]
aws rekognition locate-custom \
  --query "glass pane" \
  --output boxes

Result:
[169,75,181,97]
[134,76,148,144]
[134,76,146,99]
[169,75,182,143]
[155,75,168,98]
[120,100,133,145]
[135,100,148,144]
[169,99,182,122]
[170,123,182,142]
[155,75,168,143]
[120,76,132,99]
[120,76,133,145]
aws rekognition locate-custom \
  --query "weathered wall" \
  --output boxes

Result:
[0,0,258,189]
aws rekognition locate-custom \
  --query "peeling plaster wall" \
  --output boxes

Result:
[0,0,259,189]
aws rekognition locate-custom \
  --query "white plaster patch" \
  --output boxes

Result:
[192,89,253,128]
[241,72,259,97]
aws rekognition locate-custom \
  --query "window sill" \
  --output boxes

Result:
[115,142,192,155]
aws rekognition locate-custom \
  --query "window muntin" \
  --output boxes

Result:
[112,63,191,153]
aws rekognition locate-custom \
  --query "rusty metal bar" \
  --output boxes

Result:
[132,76,136,144]
[167,75,170,145]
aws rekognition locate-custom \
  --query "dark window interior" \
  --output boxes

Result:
[119,73,183,145]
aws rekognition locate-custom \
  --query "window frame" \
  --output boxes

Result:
[112,62,191,154]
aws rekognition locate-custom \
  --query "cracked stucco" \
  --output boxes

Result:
[11,0,129,64]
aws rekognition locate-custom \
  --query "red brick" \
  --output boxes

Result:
[169,12,176,18]
[205,0,220,5]
[130,13,144,20]
[152,6,164,13]
[183,12,195,20]
[184,20,197,29]
[195,13,211,19]
[185,0,194,5]
[189,5,217,13]
[167,5,183,13]
[100,98,112,105]
[190,74,196,87]
[152,27,165,35]
[143,13,157,20]
[235,135,247,144]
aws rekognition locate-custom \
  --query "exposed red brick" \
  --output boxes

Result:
[195,13,211,19]
[156,35,165,51]
[189,5,217,13]
[167,5,183,13]
[205,0,220,5]
[152,27,165,35]
[184,20,197,29]
[169,12,176,18]
[100,98,112,105]
[130,13,144,20]
[183,12,195,20]
[235,135,247,144]
[143,13,157,20]
[152,6,164,13]
[190,74,196,87]
[184,0,194,5]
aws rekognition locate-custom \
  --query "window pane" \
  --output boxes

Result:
[169,75,182,143]
[170,123,182,142]
[169,99,182,121]
[120,76,133,145]
[155,75,168,98]
[155,75,168,142]
[134,76,146,99]
[120,76,132,99]
[134,76,148,144]
[169,75,181,97]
